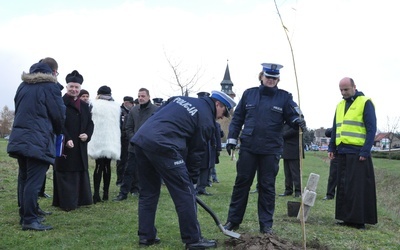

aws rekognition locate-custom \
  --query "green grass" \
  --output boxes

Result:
[1,138,400,249]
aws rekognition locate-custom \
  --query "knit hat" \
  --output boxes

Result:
[97,85,111,95]
[66,70,84,84]
[123,96,134,103]
[79,89,89,97]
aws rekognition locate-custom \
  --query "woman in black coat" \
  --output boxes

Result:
[52,70,94,211]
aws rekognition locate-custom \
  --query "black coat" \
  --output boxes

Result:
[282,124,304,160]
[7,62,65,164]
[54,94,94,171]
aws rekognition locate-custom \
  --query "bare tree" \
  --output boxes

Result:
[163,49,205,96]
[385,116,400,151]
[0,105,14,137]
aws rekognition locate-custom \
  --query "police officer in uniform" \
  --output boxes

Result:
[224,63,306,234]
[152,97,163,107]
[131,90,236,249]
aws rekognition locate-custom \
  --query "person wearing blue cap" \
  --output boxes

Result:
[130,90,235,248]
[223,63,306,235]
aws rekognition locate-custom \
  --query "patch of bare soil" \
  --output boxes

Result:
[224,233,328,250]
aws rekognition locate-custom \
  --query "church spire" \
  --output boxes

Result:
[220,60,236,97]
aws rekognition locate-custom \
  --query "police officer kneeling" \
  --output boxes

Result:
[131,90,236,249]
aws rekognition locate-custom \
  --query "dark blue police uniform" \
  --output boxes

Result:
[226,84,302,232]
[131,96,217,244]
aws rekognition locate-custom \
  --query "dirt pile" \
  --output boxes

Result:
[225,233,301,250]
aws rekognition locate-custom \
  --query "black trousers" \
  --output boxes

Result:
[135,146,201,244]
[283,159,301,195]
[119,151,139,196]
[196,167,210,193]
[17,157,49,224]
[326,157,338,198]
[116,137,129,184]
[227,150,280,230]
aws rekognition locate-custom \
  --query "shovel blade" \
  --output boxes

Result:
[223,229,241,239]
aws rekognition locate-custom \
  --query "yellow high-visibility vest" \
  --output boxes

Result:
[335,96,370,146]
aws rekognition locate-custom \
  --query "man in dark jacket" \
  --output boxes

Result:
[115,96,134,186]
[279,122,304,198]
[7,58,65,231]
[131,90,235,249]
[113,88,158,201]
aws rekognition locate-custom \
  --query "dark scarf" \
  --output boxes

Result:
[139,100,150,110]
[68,95,81,112]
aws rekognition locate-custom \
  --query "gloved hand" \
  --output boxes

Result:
[295,118,307,131]
[225,138,237,156]
[226,143,236,156]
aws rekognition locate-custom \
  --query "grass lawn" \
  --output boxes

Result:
[1,138,400,249]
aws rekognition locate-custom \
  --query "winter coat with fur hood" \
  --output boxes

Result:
[88,96,121,160]
[7,62,66,164]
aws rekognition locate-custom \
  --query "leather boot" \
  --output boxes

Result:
[93,160,103,204]
[102,160,111,201]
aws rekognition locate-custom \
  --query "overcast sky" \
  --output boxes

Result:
[0,0,398,131]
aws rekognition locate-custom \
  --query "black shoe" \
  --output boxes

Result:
[212,179,219,183]
[20,216,45,225]
[186,238,217,249]
[294,193,301,198]
[139,237,160,246]
[102,193,109,201]
[197,191,213,196]
[223,222,239,231]
[323,196,334,200]
[354,223,366,230]
[22,222,53,231]
[336,221,365,230]
[38,193,51,198]
[260,227,273,235]
[279,192,293,196]
[93,194,102,204]
[113,195,127,201]
[37,208,52,216]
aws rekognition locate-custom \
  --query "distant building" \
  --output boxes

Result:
[313,127,330,146]
[374,132,400,150]
[218,61,236,141]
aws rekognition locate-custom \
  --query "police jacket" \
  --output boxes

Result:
[7,62,65,164]
[131,96,217,180]
[328,91,376,158]
[228,85,301,155]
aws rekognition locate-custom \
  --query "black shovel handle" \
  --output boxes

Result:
[196,196,222,226]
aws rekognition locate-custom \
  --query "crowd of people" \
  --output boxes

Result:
[6,57,377,249]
